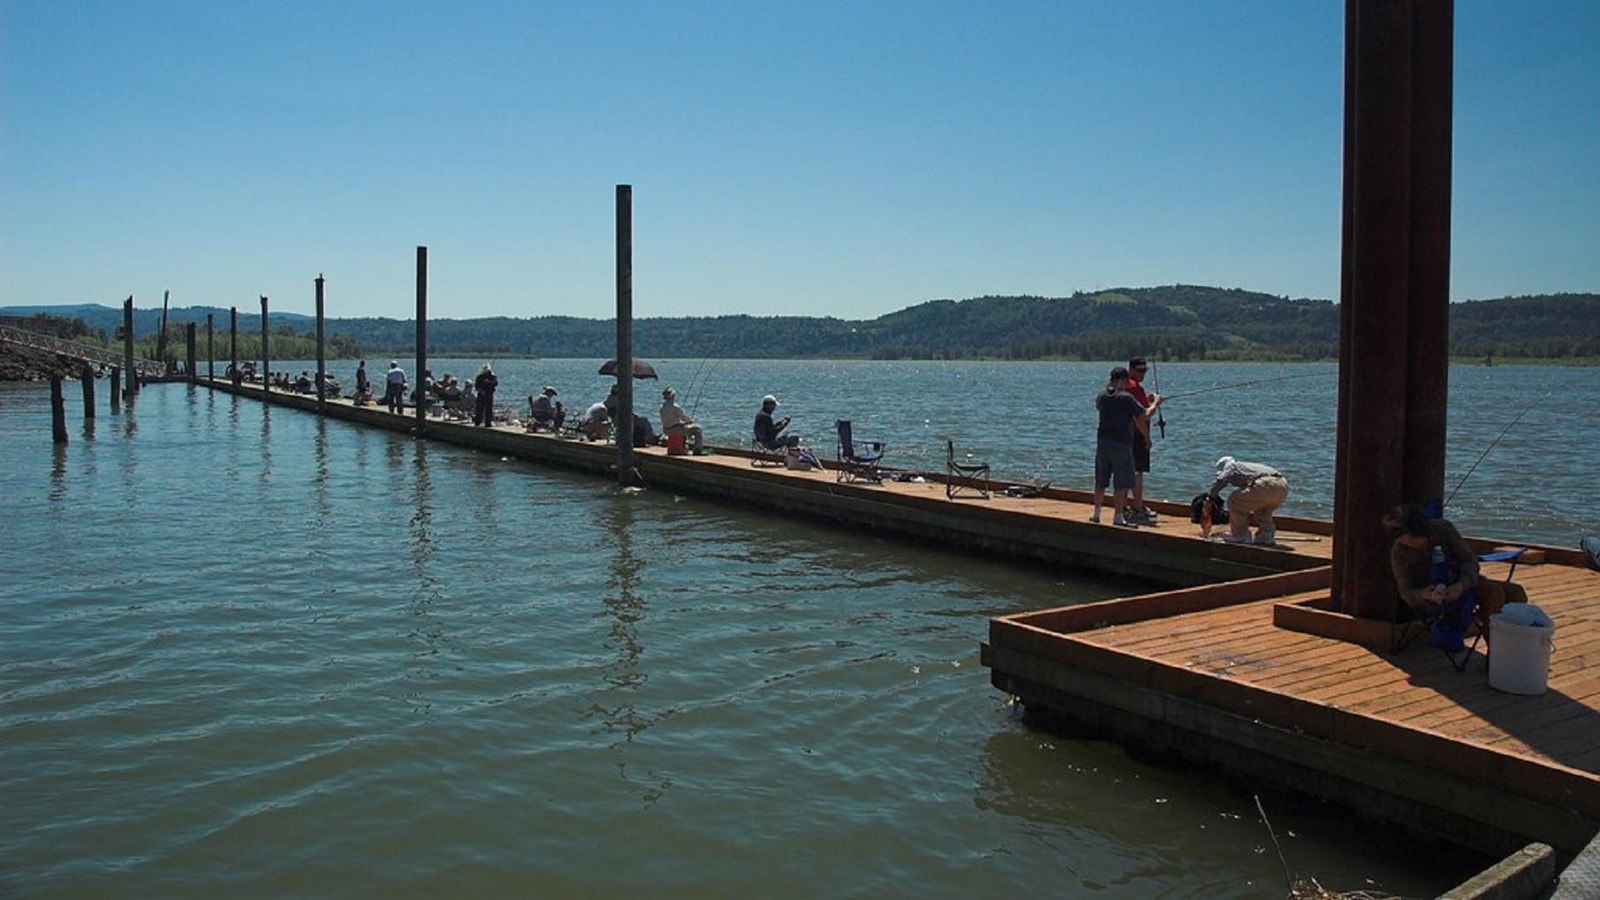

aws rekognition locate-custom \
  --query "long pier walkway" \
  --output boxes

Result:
[196,375,1597,858]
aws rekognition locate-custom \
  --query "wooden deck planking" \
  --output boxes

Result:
[992,558,1600,819]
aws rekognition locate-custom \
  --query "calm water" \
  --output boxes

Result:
[3,361,1596,898]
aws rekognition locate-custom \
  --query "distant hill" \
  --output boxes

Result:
[5,287,1596,361]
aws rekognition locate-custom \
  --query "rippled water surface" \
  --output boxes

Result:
[3,361,1596,898]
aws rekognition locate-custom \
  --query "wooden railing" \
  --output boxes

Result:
[0,325,167,378]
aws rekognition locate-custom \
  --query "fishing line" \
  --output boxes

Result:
[1159,370,1335,402]
[1443,393,1547,508]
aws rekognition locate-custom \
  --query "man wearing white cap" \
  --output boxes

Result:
[753,394,799,451]
[384,360,408,414]
[1208,456,1290,545]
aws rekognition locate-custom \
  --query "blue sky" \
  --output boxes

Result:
[3,1,1595,320]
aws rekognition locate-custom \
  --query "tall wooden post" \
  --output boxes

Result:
[122,296,135,399]
[51,377,68,444]
[260,295,270,393]
[185,323,197,384]
[230,306,240,386]
[110,366,121,410]
[315,274,327,411]
[615,185,635,484]
[415,247,428,434]
[1332,0,1454,620]
[80,364,95,420]
[206,313,215,382]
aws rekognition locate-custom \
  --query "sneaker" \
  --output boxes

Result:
[1112,516,1138,528]
[1089,513,1102,524]
[1253,533,1277,546]
[1125,509,1157,525]
[1131,506,1158,521]
[1222,534,1253,544]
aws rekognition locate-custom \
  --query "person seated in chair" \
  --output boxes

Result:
[659,386,704,453]
[753,394,799,451]
[1384,503,1481,652]
[528,386,565,432]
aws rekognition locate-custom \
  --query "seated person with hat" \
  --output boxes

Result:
[527,386,565,432]
[659,386,704,453]
[753,394,800,452]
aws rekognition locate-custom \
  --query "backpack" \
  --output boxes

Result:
[1190,493,1229,525]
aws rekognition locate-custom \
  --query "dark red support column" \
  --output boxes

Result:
[1332,0,1454,620]
[1403,0,1453,509]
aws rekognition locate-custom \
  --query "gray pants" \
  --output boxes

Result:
[1228,474,1290,540]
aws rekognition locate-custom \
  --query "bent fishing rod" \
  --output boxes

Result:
[1442,393,1547,508]
[1149,363,1167,439]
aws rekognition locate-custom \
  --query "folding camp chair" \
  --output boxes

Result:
[750,438,786,467]
[946,440,991,500]
[834,420,885,484]
[1393,547,1526,671]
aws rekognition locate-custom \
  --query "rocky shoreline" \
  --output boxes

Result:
[0,344,85,382]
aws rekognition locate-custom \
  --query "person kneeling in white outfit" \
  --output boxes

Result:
[1208,456,1289,546]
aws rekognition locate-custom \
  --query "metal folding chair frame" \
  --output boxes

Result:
[946,440,991,500]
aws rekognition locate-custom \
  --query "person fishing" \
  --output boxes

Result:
[1383,503,1480,653]
[1091,366,1162,527]
[1125,356,1159,524]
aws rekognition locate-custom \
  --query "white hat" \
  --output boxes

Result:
[1216,455,1235,471]
[762,394,778,406]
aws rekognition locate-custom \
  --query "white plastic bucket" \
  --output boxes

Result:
[1488,605,1555,695]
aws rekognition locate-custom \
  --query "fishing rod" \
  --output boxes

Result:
[1443,393,1546,508]
[1159,370,1335,402]
[1149,363,1167,439]
[687,357,728,419]
[683,357,710,403]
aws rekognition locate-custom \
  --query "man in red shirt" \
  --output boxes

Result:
[1125,357,1158,523]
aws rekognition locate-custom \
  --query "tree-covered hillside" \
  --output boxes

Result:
[5,288,1595,362]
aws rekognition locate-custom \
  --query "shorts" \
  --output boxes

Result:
[1095,441,1136,491]
[1132,430,1151,474]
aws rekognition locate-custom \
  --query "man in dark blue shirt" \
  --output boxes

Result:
[1092,366,1162,527]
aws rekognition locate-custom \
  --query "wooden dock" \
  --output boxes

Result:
[200,377,1331,586]
[200,377,1598,856]
[983,553,1600,855]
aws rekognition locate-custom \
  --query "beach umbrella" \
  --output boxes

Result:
[599,358,659,379]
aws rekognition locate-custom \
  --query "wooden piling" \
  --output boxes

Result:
[206,313,215,382]
[315,274,326,411]
[416,246,428,432]
[80,364,95,420]
[185,322,197,385]
[615,185,635,484]
[259,295,270,392]
[109,366,120,410]
[122,296,135,399]
[230,307,240,386]
[51,377,68,444]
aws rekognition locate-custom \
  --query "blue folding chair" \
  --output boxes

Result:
[835,420,885,483]
[1394,547,1526,671]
